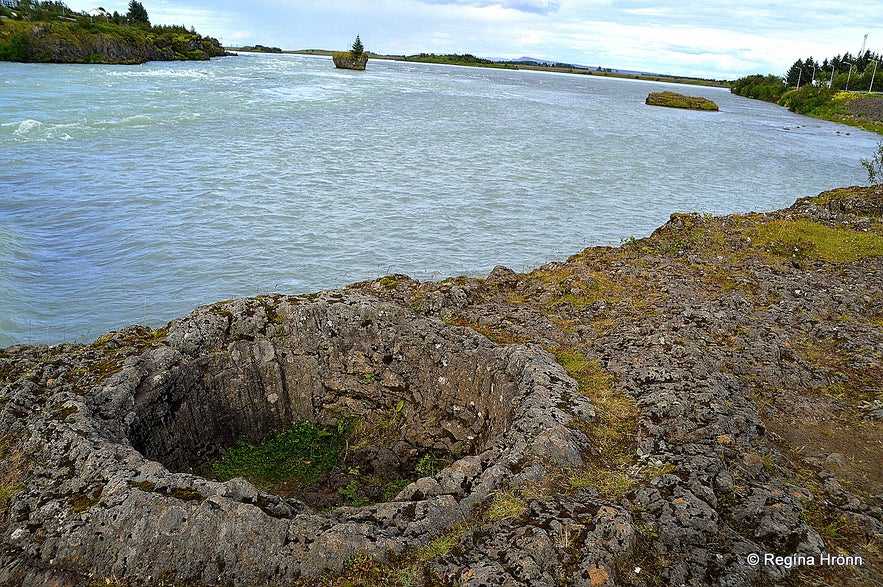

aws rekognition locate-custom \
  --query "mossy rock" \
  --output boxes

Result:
[332,51,367,70]
[797,185,883,217]
[646,91,719,111]
[0,18,229,64]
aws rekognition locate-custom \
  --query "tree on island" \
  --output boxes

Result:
[350,35,364,60]
[333,35,367,70]
[126,0,149,26]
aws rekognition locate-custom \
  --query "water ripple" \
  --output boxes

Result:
[0,55,877,346]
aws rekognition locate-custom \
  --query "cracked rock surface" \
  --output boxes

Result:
[1,295,592,586]
[1,186,882,586]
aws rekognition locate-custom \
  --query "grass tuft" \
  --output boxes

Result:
[553,350,638,465]
[416,523,471,560]
[484,490,528,522]
[568,466,634,499]
[211,421,345,492]
[0,433,26,515]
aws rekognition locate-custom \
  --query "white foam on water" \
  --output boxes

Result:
[0,54,877,346]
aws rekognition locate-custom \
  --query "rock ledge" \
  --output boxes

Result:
[2,186,882,586]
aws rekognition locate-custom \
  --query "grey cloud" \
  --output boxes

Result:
[420,0,562,15]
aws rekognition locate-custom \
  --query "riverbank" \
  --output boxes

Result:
[815,93,883,135]
[287,49,729,88]
[731,76,883,136]
[779,89,883,135]
[2,185,881,586]
[0,18,230,64]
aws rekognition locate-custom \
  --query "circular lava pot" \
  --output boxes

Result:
[6,291,593,584]
[127,293,527,509]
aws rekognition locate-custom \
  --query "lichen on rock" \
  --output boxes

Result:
[1,186,882,586]
[0,293,594,585]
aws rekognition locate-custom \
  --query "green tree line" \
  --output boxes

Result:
[731,49,882,104]
[785,50,882,92]
[0,1,181,30]
[729,48,883,135]
[0,1,222,63]
[402,53,495,66]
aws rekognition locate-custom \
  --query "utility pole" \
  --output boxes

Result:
[870,60,879,94]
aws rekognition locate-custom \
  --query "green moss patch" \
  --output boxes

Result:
[211,421,345,491]
[645,91,719,111]
[70,485,103,513]
[553,350,637,466]
[751,218,883,262]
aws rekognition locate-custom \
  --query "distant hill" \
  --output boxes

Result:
[509,56,562,65]
[232,44,282,54]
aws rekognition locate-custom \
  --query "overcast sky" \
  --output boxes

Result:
[64,0,880,79]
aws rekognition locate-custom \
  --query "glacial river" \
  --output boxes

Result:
[0,53,877,346]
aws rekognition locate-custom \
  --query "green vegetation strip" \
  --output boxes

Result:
[752,219,883,262]
[0,433,25,515]
[0,4,223,64]
[553,350,639,499]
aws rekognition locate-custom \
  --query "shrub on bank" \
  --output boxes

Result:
[730,74,788,102]
[778,85,837,115]
[0,14,226,63]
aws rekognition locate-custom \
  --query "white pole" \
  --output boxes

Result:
[871,60,879,94]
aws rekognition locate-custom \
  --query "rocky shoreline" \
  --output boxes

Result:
[0,21,231,64]
[1,186,881,586]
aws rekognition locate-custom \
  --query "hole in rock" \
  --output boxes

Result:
[126,300,520,509]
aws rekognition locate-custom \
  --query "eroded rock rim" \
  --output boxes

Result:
[0,292,593,585]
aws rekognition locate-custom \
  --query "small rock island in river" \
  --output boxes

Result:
[333,34,368,70]
[646,90,720,111]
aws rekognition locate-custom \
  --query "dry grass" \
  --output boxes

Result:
[551,350,640,499]
[568,465,635,499]
[484,490,528,522]
[0,433,26,516]
[553,350,638,465]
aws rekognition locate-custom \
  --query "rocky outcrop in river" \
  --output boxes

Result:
[333,51,368,70]
[646,91,719,111]
[0,20,231,64]
[1,186,881,586]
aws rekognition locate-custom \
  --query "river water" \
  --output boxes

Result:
[0,53,877,346]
